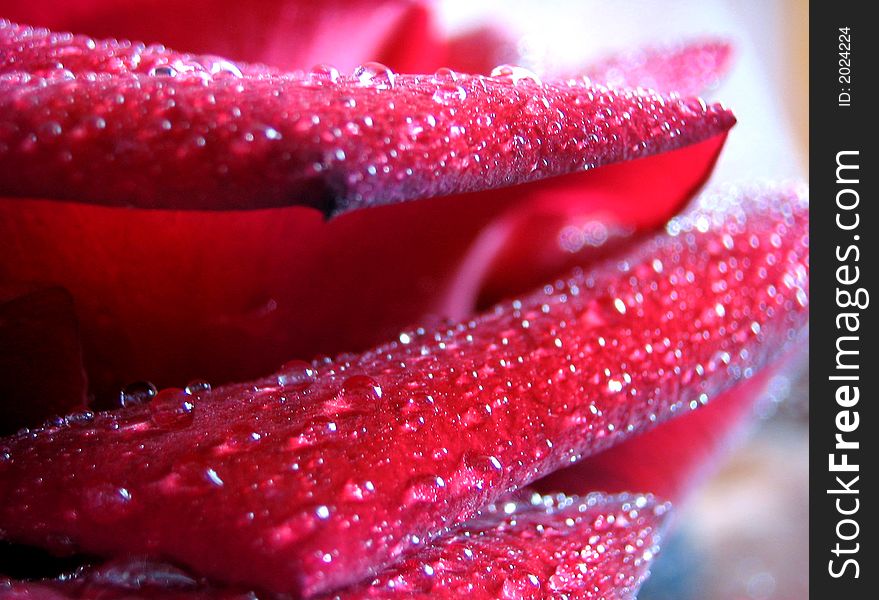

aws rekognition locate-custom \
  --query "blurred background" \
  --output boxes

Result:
[434,1,809,597]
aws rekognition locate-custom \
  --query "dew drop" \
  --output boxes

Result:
[204,57,243,78]
[403,475,445,507]
[353,62,395,89]
[91,558,197,590]
[204,468,224,487]
[277,360,317,389]
[432,82,467,104]
[490,64,542,86]
[432,67,460,82]
[149,388,195,429]
[342,375,382,400]
[119,381,157,408]
[150,65,177,77]
[83,484,132,523]
[309,64,340,83]
[343,479,376,501]
[184,380,212,395]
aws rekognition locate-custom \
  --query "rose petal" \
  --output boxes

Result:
[1,21,736,405]
[579,39,733,96]
[0,183,808,596]
[0,22,735,212]
[535,366,780,502]
[0,285,88,433]
[324,492,670,599]
[471,134,727,308]
[0,1,440,73]
[446,34,734,97]
[0,136,726,407]
[0,493,668,600]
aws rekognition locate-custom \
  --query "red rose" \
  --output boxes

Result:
[0,2,806,598]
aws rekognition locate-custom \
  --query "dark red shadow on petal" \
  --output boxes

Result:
[0,285,88,434]
[0,134,727,412]
[474,133,728,308]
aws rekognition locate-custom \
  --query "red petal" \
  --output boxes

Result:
[0,184,808,596]
[473,133,727,308]
[1,22,736,405]
[0,22,736,212]
[447,35,734,98]
[1,1,441,73]
[0,285,88,433]
[0,20,280,76]
[580,39,733,96]
[535,366,781,503]
[0,493,668,599]
[444,25,519,76]
[0,136,725,407]
[334,492,668,599]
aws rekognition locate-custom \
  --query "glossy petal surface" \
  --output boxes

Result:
[334,492,668,599]
[0,493,667,600]
[0,184,808,596]
[0,21,735,212]
[535,367,780,502]
[0,21,735,407]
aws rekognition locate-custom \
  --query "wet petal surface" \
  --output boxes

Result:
[1,21,734,213]
[0,184,808,596]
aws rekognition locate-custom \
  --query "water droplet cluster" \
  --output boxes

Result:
[339,492,667,599]
[0,19,273,80]
[0,493,666,599]
[1,20,734,214]
[0,184,808,596]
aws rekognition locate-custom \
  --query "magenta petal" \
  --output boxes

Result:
[1,21,735,213]
[0,493,667,600]
[0,1,441,74]
[0,184,808,596]
[333,492,669,599]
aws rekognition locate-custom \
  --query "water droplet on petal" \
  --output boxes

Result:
[205,57,243,78]
[184,380,212,395]
[278,360,317,390]
[402,475,445,507]
[353,62,395,89]
[119,381,157,407]
[83,484,132,523]
[150,65,177,77]
[343,479,376,501]
[150,388,195,429]
[490,64,542,86]
[309,64,340,83]
[204,467,224,487]
[342,375,382,400]
[432,82,467,104]
[432,67,460,82]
